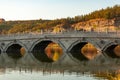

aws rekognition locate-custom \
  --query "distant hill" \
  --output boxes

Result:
[0,5,120,34]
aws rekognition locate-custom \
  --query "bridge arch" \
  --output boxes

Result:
[102,41,120,58]
[29,39,66,63]
[3,40,28,59]
[67,40,100,62]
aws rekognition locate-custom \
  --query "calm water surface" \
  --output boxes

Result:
[0,68,97,80]
[0,64,120,80]
[0,44,120,80]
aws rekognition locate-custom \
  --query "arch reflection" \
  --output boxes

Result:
[70,42,98,61]
[31,41,63,62]
[6,44,26,59]
[104,44,120,58]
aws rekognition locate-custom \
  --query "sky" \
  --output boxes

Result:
[0,0,120,21]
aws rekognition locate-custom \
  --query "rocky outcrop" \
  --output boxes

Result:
[72,18,120,32]
[114,17,120,27]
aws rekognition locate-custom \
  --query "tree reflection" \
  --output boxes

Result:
[0,65,120,80]
[45,43,63,61]
[81,43,98,60]
[20,47,26,56]
[93,71,120,80]
[114,45,120,57]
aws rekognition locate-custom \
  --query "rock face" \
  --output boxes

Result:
[0,18,5,23]
[114,17,120,27]
[72,18,120,32]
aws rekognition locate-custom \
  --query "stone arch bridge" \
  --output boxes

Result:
[0,31,120,65]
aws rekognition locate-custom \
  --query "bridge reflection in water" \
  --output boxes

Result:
[0,63,120,80]
[1,41,120,63]
[0,45,120,80]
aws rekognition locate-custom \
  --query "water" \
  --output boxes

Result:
[0,67,112,80]
[0,62,120,80]
[0,68,96,80]
[0,46,120,80]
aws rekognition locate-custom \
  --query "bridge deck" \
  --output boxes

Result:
[0,31,120,41]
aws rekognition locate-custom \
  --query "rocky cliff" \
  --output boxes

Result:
[72,18,120,32]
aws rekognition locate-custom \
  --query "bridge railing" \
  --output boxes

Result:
[0,30,120,40]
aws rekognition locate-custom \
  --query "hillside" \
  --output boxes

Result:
[0,5,120,34]
[72,18,120,32]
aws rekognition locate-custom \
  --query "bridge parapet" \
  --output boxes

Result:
[0,31,120,40]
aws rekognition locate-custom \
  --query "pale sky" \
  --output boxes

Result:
[0,0,120,21]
